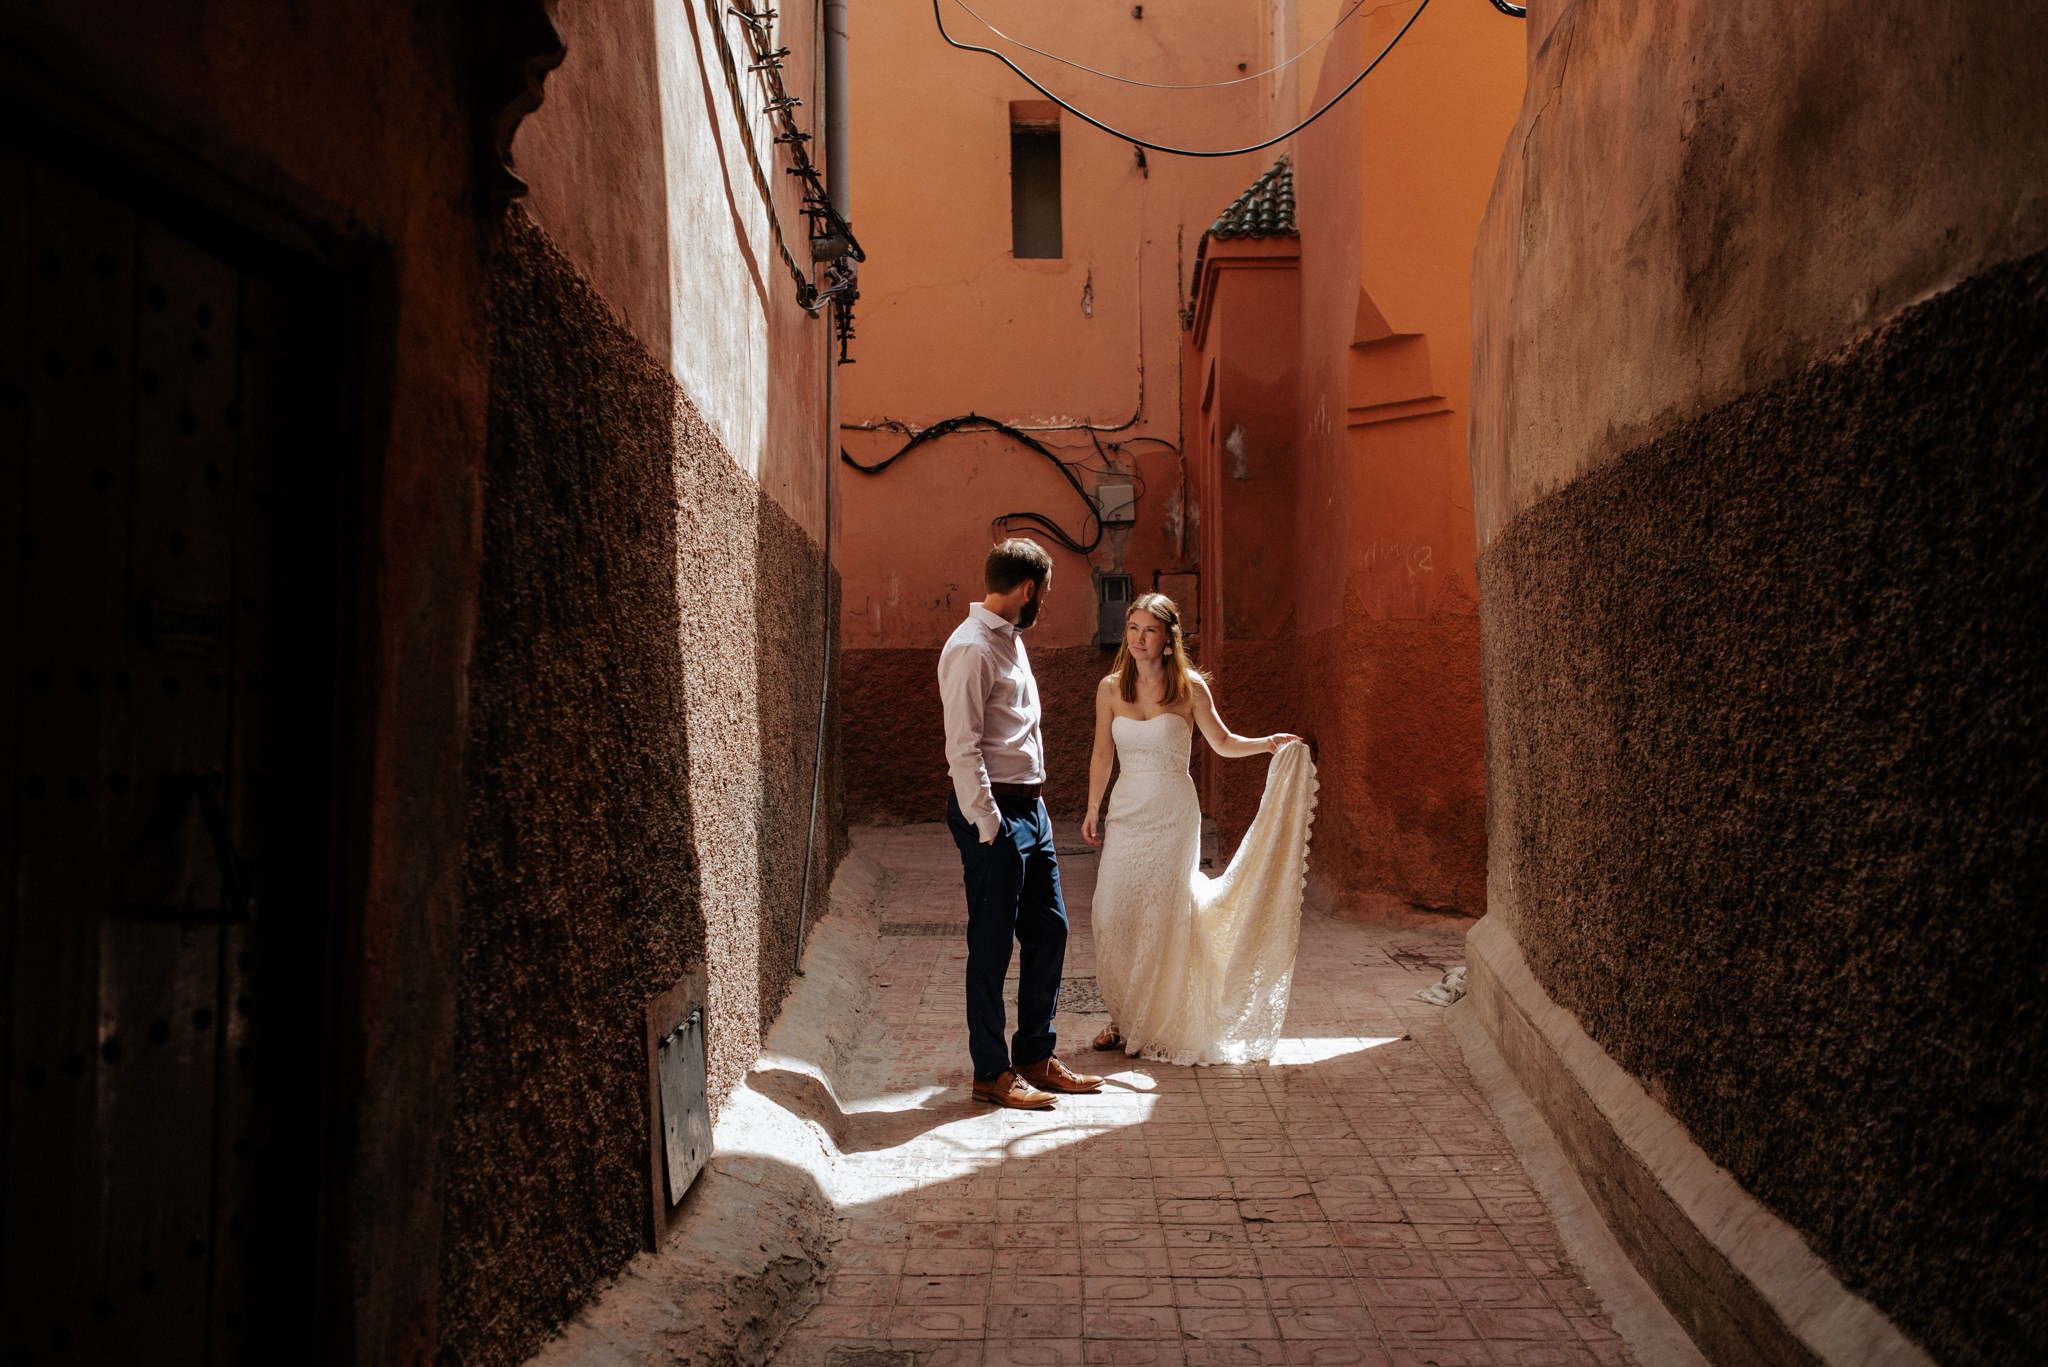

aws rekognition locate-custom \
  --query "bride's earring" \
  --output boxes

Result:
[1164,647,1174,656]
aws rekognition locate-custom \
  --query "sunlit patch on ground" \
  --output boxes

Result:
[1268,1036,1407,1066]
[768,825,1631,1364]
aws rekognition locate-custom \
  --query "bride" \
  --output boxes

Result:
[1080,593,1318,1065]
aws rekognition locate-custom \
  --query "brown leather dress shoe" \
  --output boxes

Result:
[973,1069,1056,1109]
[1017,1055,1104,1094]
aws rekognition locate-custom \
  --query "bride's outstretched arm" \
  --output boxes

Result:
[1082,677,1118,846]
[1190,676,1301,759]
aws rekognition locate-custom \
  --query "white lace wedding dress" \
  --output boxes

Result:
[1090,715,1318,1066]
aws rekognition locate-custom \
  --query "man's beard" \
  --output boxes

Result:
[1016,580,1044,629]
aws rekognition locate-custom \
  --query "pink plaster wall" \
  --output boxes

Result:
[836,0,1282,820]
[1470,0,2048,547]
[1194,1,1522,914]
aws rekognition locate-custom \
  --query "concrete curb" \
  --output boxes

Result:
[1447,996,1709,1367]
[526,850,895,1367]
[1461,914,1936,1367]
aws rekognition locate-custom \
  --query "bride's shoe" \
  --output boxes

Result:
[1091,1028,1124,1051]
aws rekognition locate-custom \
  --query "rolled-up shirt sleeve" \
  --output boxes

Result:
[938,640,1002,842]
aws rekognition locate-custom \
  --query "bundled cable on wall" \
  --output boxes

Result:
[841,414,1152,556]
[706,0,865,355]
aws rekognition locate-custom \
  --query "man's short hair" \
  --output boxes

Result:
[986,537,1053,594]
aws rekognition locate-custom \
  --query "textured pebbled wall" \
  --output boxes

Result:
[438,209,842,1367]
[1478,249,2048,1367]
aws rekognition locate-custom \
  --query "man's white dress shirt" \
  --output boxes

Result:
[938,604,1047,843]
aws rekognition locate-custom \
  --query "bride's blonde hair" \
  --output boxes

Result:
[1109,593,1202,706]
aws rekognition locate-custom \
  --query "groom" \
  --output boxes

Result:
[939,538,1104,1108]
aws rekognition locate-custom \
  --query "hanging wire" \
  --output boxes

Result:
[932,0,1433,158]
[841,414,1128,555]
[933,0,1522,158]
[946,0,1368,90]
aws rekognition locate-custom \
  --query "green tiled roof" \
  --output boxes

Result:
[1208,156,1297,239]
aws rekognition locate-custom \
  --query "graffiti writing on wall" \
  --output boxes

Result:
[1360,542,1435,578]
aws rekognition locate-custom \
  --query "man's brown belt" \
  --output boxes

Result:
[990,782,1043,800]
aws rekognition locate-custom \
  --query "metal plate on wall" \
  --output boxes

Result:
[656,1005,710,1204]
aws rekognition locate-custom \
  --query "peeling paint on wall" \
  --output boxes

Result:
[1225,423,1249,480]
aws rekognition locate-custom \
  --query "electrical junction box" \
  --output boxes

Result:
[1096,572,1135,647]
[1094,482,1137,525]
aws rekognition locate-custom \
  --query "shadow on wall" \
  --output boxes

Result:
[1480,246,2048,1367]
[750,483,847,1017]
[437,207,846,1367]
[1205,599,1487,919]
[440,206,703,1367]
[1298,587,1487,919]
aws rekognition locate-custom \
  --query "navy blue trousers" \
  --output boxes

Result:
[947,792,1068,1081]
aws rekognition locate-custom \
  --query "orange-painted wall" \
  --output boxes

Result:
[1196,2,1524,915]
[1185,235,1303,828]
[839,0,1524,920]
[838,0,1274,821]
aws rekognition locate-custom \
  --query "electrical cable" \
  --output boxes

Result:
[841,414,1117,555]
[702,0,816,301]
[1086,429,1148,506]
[932,0,1435,158]
[705,0,866,351]
[935,0,1523,158]
[946,0,1367,90]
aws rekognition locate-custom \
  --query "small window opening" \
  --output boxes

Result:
[1010,102,1063,259]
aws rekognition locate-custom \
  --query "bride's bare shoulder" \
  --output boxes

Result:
[1095,674,1121,715]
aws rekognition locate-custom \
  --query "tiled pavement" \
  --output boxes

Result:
[769,825,1635,1367]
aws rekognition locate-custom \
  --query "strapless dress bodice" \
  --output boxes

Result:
[1111,713,1192,774]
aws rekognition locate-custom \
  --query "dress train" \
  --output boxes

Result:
[1090,715,1318,1066]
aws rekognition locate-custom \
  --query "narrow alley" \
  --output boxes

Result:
[769,826,1632,1367]
[5,1,2043,1364]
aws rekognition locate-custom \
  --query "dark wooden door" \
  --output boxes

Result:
[2,129,345,1365]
